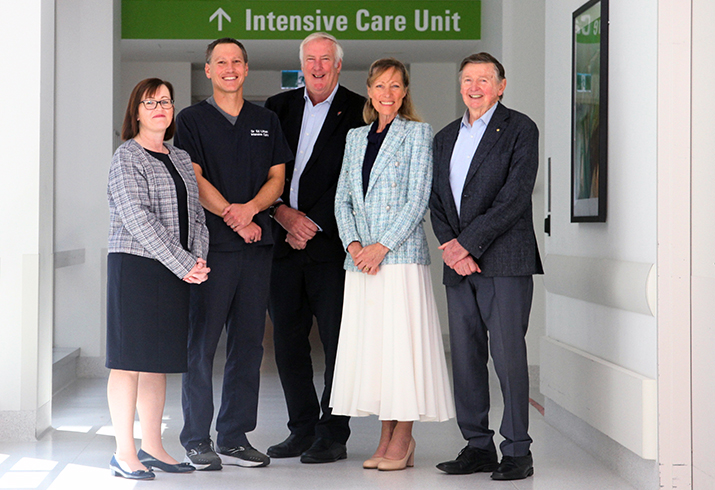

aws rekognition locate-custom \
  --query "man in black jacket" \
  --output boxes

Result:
[264,32,366,464]
[430,53,543,481]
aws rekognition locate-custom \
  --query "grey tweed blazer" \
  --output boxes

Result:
[108,139,209,279]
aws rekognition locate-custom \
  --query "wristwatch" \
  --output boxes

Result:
[268,202,285,219]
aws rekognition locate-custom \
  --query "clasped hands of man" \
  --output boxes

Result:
[439,238,481,276]
[222,202,263,243]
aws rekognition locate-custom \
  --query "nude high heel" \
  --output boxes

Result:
[377,438,415,471]
[363,457,383,469]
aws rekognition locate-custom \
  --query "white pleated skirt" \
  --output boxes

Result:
[330,264,456,422]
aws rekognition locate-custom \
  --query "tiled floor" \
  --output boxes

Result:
[0,337,636,490]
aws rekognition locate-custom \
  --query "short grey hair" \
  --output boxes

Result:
[299,32,343,68]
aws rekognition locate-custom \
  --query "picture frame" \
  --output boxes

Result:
[571,0,608,222]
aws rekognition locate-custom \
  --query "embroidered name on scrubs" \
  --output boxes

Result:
[251,129,270,137]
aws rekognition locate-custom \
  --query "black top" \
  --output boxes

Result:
[145,148,188,250]
[362,121,391,196]
[174,100,293,252]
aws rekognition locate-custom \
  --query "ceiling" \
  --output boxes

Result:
[121,39,483,71]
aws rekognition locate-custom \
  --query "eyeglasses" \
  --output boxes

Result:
[140,99,174,110]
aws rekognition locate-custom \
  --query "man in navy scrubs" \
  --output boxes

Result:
[174,37,292,471]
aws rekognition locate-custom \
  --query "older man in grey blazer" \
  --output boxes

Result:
[429,52,543,481]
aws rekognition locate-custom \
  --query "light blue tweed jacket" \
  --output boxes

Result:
[335,116,433,272]
[108,139,209,279]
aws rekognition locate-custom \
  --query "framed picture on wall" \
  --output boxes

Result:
[571,0,608,222]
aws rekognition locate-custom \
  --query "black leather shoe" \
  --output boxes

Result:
[491,451,534,480]
[436,445,498,474]
[267,434,315,458]
[300,438,347,464]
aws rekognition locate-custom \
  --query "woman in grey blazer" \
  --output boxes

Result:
[106,78,209,480]
[330,59,454,471]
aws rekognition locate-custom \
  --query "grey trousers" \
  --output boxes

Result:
[446,274,533,457]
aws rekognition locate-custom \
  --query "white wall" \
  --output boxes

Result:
[54,0,119,376]
[691,0,715,486]
[0,0,54,440]
[544,0,657,376]
[543,0,658,485]
[480,0,504,69]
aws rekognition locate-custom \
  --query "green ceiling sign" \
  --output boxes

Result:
[122,1,481,40]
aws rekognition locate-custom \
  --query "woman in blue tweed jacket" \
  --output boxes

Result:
[106,78,209,480]
[330,59,455,471]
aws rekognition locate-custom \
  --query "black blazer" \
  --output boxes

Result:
[430,102,543,285]
[265,85,366,262]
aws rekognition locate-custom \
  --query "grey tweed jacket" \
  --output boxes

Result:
[108,139,209,279]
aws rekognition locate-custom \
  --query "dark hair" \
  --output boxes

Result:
[121,78,175,141]
[363,58,421,124]
[206,38,248,64]
[459,52,506,100]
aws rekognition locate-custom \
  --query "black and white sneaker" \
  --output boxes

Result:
[185,441,222,471]
[218,445,270,467]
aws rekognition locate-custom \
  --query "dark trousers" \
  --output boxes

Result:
[446,274,533,457]
[268,250,350,444]
[181,247,272,450]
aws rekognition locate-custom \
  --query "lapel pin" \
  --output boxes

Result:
[337,111,342,116]
[496,128,500,132]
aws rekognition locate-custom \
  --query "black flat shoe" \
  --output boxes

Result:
[436,445,498,474]
[491,451,534,480]
[138,449,196,473]
[300,438,347,464]
[267,434,315,458]
[110,455,155,480]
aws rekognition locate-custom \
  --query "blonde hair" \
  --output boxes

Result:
[363,58,421,124]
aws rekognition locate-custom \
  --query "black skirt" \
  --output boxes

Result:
[106,253,189,373]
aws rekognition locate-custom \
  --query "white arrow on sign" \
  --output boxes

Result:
[209,8,231,32]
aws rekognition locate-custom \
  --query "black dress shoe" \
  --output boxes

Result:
[267,434,315,458]
[137,449,196,473]
[300,438,347,464]
[491,451,534,480]
[436,445,498,474]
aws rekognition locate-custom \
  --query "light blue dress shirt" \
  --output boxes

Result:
[449,102,499,216]
[289,83,340,211]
